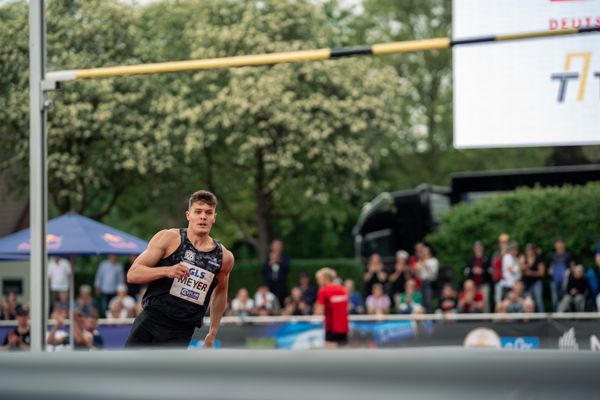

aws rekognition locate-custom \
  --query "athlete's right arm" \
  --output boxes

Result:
[126,230,189,285]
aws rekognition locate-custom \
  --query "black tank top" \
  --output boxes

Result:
[142,229,223,327]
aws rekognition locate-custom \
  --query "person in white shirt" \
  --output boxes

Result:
[253,284,280,315]
[416,246,439,312]
[107,284,136,319]
[48,256,72,302]
[230,288,254,317]
[500,241,521,300]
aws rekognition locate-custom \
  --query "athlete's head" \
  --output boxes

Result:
[315,267,337,287]
[186,190,218,235]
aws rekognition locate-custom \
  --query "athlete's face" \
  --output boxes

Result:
[186,202,217,235]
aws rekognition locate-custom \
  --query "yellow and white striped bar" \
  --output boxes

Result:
[45,27,599,84]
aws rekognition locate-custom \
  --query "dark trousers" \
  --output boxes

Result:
[125,309,195,348]
[101,292,116,317]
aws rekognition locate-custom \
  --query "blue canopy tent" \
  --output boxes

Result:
[0,213,148,258]
[0,213,148,350]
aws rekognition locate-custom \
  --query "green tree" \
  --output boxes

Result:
[148,0,404,259]
[0,0,176,218]
[427,183,600,281]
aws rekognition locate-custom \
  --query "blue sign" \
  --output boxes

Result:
[500,337,540,350]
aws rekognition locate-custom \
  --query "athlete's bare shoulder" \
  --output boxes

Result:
[219,243,235,273]
[149,229,181,251]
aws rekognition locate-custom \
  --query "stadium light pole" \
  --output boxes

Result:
[29,0,49,352]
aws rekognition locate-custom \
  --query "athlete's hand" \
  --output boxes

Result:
[203,332,217,349]
[165,263,190,280]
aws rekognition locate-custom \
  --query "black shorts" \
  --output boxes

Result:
[325,331,348,345]
[125,309,195,348]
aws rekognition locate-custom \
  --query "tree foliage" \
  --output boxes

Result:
[2,0,598,262]
[426,183,600,282]
[142,0,404,258]
[1,1,178,218]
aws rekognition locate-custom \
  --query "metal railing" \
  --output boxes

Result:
[1,312,598,328]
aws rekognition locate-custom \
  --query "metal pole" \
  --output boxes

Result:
[69,255,75,351]
[29,0,48,352]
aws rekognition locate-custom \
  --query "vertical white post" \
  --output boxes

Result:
[29,0,48,352]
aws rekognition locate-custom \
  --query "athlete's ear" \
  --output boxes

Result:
[185,210,190,221]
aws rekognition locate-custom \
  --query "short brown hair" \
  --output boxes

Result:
[188,190,218,209]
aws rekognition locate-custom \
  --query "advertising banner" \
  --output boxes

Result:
[453,0,600,148]
[2,318,599,351]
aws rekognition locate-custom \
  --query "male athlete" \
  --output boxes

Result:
[314,268,349,348]
[125,190,234,348]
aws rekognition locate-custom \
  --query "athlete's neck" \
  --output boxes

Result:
[186,228,214,250]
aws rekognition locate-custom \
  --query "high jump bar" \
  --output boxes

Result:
[44,26,600,85]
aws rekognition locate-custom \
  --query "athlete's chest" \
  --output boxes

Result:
[177,243,222,274]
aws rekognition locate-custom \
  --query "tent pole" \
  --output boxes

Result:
[69,255,75,351]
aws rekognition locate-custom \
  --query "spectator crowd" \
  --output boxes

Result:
[2,236,600,351]
[227,236,600,318]
[352,235,600,317]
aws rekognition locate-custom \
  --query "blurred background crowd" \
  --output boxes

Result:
[3,235,600,351]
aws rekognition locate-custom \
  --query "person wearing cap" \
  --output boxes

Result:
[1,306,30,351]
[464,241,492,312]
[107,284,136,319]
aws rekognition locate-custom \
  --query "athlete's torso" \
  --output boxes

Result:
[318,284,349,334]
[142,228,223,327]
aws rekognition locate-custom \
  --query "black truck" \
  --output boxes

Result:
[353,164,600,264]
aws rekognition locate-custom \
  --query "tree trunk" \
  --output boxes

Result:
[255,149,271,261]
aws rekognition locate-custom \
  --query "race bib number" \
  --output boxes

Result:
[169,262,215,306]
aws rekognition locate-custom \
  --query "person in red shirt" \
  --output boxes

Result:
[457,279,484,313]
[314,268,349,348]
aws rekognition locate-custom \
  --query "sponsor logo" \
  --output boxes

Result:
[548,1,600,30]
[500,337,540,350]
[207,258,220,267]
[548,16,600,30]
[551,52,599,102]
[188,267,207,280]
[464,328,502,349]
[18,234,63,250]
[184,250,195,262]
[330,294,348,303]
[103,233,138,249]
[558,327,579,350]
[180,288,200,301]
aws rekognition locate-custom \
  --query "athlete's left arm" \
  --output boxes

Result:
[313,289,325,315]
[204,248,235,348]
